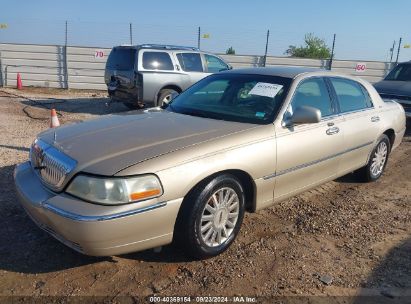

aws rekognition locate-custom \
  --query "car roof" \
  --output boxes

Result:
[221,66,326,79]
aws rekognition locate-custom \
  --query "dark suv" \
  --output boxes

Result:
[104,44,231,108]
[374,61,411,117]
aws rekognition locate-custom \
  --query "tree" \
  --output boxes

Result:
[285,33,331,59]
[226,46,236,55]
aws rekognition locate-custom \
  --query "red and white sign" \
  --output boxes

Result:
[355,63,366,72]
[94,50,105,59]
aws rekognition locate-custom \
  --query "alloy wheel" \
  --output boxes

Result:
[199,187,240,247]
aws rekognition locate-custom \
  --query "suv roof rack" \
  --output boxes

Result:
[138,44,200,51]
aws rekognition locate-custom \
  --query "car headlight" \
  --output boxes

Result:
[66,174,163,205]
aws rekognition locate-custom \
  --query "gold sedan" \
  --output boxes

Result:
[14,67,406,258]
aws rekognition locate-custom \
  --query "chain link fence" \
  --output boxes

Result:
[0,19,409,62]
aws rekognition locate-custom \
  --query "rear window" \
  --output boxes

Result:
[106,48,136,70]
[143,52,174,70]
[330,78,372,112]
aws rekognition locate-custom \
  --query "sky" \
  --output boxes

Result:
[0,0,410,61]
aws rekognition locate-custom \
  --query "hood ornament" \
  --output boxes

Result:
[53,131,57,144]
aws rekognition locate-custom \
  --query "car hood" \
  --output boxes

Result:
[373,80,411,97]
[39,109,258,176]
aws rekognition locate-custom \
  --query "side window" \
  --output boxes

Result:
[360,85,374,108]
[142,52,174,70]
[330,78,372,112]
[290,78,334,117]
[176,53,203,72]
[204,54,229,73]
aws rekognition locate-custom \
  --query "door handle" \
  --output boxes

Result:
[371,116,380,122]
[326,126,340,135]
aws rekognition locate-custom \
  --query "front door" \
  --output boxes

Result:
[204,54,230,74]
[274,77,344,201]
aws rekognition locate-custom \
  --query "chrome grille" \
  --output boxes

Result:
[30,139,77,190]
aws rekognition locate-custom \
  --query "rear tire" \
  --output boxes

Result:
[174,174,245,259]
[355,134,390,182]
[157,89,178,107]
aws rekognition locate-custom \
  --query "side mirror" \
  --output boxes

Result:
[284,105,321,126]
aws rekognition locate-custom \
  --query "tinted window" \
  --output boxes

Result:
[142,52,174,70]
[385,64,411,81]
[167,74,291,124]
[106,48,136,70]
[330,78,371,112]
[205,54,229,73]
[176,53,203,72]
[290,78,334,117]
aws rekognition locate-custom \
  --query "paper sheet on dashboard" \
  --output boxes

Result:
[248,82,283,98]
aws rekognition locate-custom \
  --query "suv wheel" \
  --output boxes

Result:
[157,89,178,107]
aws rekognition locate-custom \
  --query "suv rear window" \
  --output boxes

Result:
[106,48,136,70]
[143,52,174,70]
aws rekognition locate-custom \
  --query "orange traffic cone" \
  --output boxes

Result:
[17,73,22,90]
[50,109,60,128]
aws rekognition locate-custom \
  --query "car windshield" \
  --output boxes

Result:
[165,73,291,124]
[106,48,136,71]
[385,64,411,81]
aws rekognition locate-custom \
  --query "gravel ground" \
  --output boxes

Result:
[0,88,410,303]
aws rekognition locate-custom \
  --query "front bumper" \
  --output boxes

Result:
[14,162,183,256]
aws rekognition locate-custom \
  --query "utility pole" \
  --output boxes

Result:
[395,37,402,64]
[64,21,69,89]
[389,40,396,62]
[329,34,336,70]
[263,30,270,67]
[197,27,201,49]
[129,23,133,45]
[65,21,68,46]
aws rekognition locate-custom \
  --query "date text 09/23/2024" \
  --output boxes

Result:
[149,296,257,303]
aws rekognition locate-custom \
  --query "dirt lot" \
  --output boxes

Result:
[0,88,410,303]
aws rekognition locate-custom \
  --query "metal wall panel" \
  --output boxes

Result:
[0,43,395,91]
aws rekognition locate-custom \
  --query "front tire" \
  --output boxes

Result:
[356,134,390,182]
[175,174,245,259]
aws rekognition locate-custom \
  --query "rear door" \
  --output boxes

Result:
[175,52,206,85]
[328,77,381,174]
[139,50,181,102]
